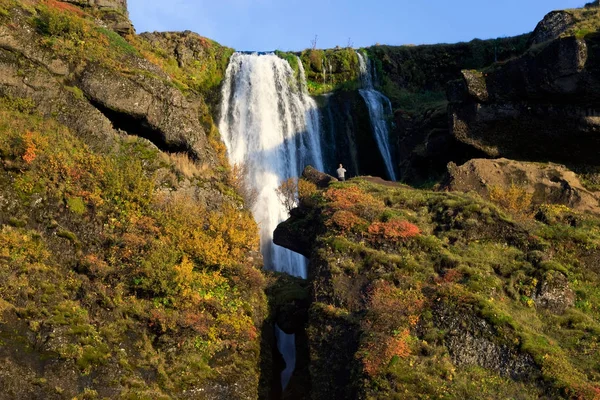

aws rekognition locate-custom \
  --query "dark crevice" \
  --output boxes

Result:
[89,99,194,157]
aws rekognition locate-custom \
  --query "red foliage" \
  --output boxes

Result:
[44,0,86,16]
[434,268,463,285]
[198,36,213,49]
[368,219,420,241]
[361,329,411,376]
[323,186,385,223]
[368,280,425,321]
[22,132,37,164]
[326,210,367,233]
[180,311,212,335]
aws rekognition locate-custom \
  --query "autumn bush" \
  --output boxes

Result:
[326,210,368,233]
[368,219,421,241]
[229,162,258,208]
[358,280,425,376]
[323,185,384,220]
[488,183,533,213]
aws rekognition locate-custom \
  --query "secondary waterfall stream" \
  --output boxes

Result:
[357,52,397,181]
[219,52,325,389]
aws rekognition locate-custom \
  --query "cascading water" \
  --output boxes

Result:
[357,52,397,181]
[219,52,324,278]
[219,52,325,390]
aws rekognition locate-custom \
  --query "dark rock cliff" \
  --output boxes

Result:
[448,6,600,170]
[449,34,600,166]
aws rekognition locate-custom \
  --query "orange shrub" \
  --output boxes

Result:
[368,219,420,241]
[22,131,38,164]
[297,178,317,203]
[326,210,367,233]
[45,0,86,16]
[324,185,384,220]
[361,330,411,376]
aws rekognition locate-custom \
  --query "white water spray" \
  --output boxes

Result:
[357,52,397,181]
[219,52,324,279]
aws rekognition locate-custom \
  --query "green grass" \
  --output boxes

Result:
[294,177,600,398]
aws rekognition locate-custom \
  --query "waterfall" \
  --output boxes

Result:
[219,52,324,279]
[219,52,325,389]
[357,52,397,181]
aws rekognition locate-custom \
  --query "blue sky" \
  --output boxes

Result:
[128,0,587,51]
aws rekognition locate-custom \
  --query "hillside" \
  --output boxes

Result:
[0,0,268,398]
[275,171,600,399]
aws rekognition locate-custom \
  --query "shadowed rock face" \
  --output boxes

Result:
[444,158,600,214]
[449,33,600,166]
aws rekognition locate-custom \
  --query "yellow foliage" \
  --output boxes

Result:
[488,183,533,213]
[298,178,317,202]
[173,256,194,302]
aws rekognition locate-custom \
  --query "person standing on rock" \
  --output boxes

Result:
[337,164,347,181]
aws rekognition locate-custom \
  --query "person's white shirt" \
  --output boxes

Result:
[337,166,346,179]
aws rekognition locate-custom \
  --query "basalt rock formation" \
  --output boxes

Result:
[448,6,600,168]
[61,0,133,35]
[445,158,600,214]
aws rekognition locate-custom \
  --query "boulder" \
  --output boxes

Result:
[59,0,133,35]
[444,158,600,214]
[302,165,338,188]
[528,11,576,46]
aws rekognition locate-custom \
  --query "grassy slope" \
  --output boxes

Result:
[0,1,266,398]
[296,178,600,399]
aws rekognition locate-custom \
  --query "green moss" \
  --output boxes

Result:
[290,176,600,397]
[0,95,36,114]
[0,106,265,395]
[66,196,86,215]
[64,85,85,100]
[97,27,139,56]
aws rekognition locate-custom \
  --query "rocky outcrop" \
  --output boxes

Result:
[449,33,600,166]
[533,270,576,314]
[273,177,600,398]
[528,11,575,46]
[0,6,221,168]
[76,63,212,160]
[302,165,338,188]
[445,158,600,214]
[432,302,538,380]
[60,0,133,35]
[273,208,317,258]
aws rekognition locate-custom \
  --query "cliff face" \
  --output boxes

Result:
[448,5,600,172]
[364,35,531,184]
[0,1,267,398]
[275,173,600,399]
[61,0,133,35]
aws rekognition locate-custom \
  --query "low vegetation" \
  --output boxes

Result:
[288,178,600,399]
[0,108,265,396]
